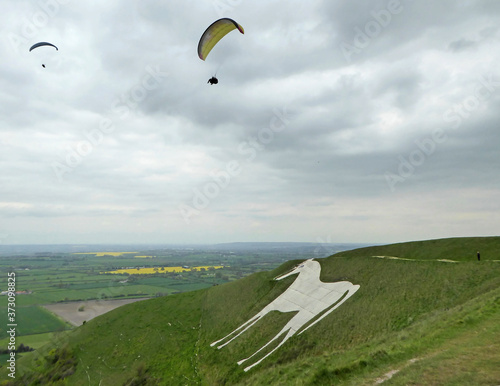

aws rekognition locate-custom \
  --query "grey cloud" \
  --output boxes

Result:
[1,1,500,244]
[448,38,477,52]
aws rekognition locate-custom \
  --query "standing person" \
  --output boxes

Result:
[477,251,480,261]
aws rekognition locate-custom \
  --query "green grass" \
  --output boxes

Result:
[4,237,500,385]
[51,291,204,385]
[327,284,500,386]
[384,308,500,385]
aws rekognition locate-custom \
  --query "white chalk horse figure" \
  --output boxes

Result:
[210,258,360,372]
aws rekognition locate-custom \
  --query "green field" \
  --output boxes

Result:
[0,306,71,340]
[0,332,55,352]
[3,237,499,385]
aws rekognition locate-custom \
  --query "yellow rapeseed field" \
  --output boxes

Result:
[103,266,224,275]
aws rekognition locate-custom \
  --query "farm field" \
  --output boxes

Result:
[0,305,71,340]
[103,265,224,274]
[43,298,149,326]
[0,332,55,351]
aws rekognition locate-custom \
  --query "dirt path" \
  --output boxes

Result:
[374,256,458,263]
[373,358,421,384]
[373,256,415,261]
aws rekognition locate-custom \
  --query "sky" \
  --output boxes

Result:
[1,0,499,245]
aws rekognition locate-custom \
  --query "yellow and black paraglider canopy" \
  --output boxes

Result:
[197,18,244,61]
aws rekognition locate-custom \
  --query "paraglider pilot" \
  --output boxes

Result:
[207,76,218,85]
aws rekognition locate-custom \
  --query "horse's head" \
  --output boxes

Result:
[275,259,317,281]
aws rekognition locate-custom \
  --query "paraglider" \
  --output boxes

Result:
[198,18,244,84]
[29,42,58,68]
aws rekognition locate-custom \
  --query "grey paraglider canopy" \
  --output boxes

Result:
[29,42,58,52]
[29,42,58,68]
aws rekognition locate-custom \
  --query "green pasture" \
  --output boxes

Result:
[135,275,223,289]
[165,281,218,293]
[134,277,185,287]
[0,353,9,365]
[0,332,54,351]
[0,306,71,340]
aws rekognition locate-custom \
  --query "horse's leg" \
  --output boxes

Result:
[241,327,297,372]
[298,286,359,336]
[238,310,306,368]
[211,312,265,349]
[237,324,291,366]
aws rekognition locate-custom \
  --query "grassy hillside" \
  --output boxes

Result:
[3,237,500,385]
[335,236,500,261]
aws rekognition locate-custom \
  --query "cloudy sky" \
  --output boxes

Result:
[1,0,499,245]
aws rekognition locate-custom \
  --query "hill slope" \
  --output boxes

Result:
[335,236,500,261]
[4,237,500,385]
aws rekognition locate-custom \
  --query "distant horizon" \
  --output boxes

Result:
[0,240,370,246]
[0,240,376,256]
[0,235,498,249]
